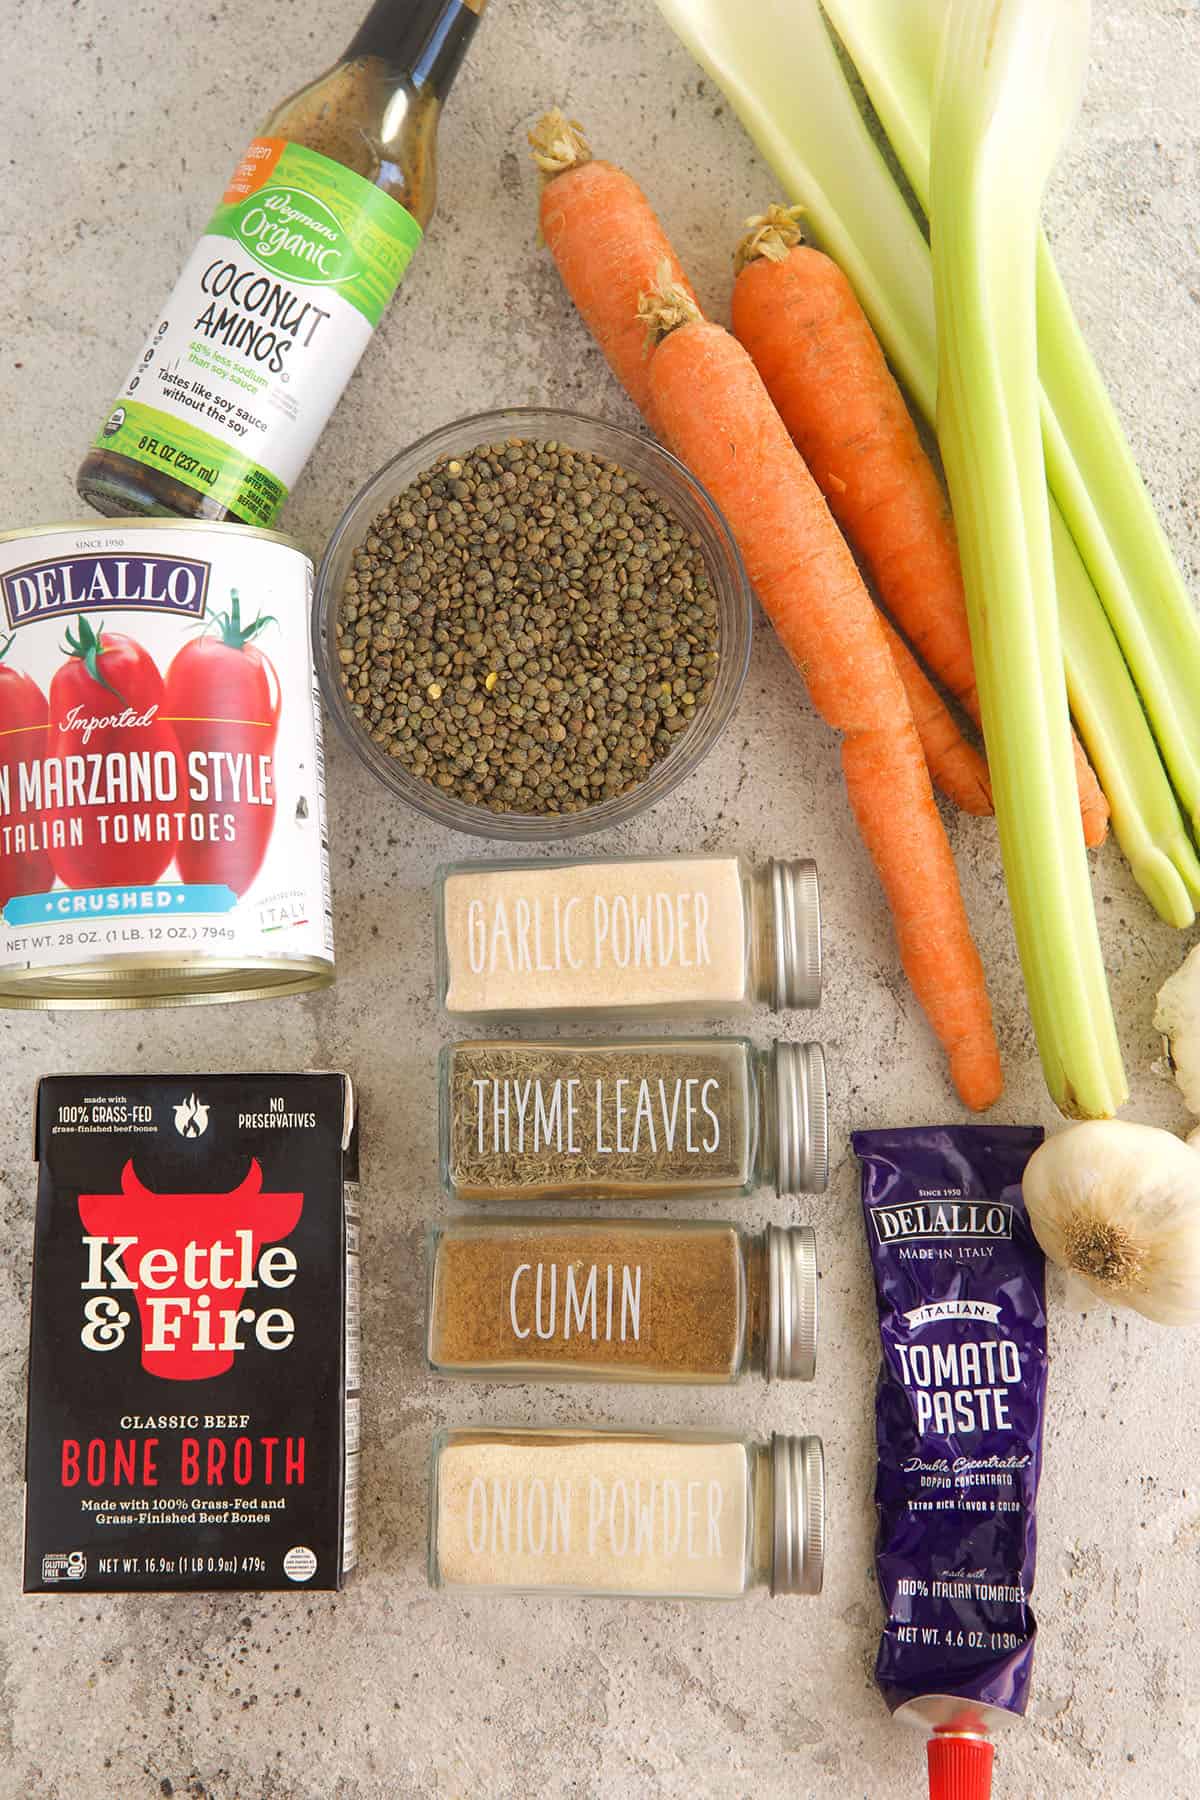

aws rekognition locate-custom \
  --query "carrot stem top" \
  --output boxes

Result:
[528,109,593,182]
[734,203,806,274]
[636,261,703,347]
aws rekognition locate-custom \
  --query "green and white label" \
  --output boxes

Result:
[92,138,422,526]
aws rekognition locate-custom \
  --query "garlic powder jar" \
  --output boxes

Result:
[435,854,821,1022]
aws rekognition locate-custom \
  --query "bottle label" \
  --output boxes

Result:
[91,139,423,526]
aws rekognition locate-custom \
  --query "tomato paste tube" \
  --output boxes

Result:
[854,1125,1047,1800]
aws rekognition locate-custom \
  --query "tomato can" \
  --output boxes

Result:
[0,520,333,1006]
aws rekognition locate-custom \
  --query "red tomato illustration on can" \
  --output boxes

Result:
[163,591,281,897]
[47,618,184,888]
[0,634,52,907]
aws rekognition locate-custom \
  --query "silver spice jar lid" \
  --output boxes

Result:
[766,1224,818,1382]
[774,1040,829,1196]
[770,857,822,1009]
[770,1433,825,1597]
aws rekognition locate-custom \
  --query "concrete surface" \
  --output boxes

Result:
[1,0,1199,1795]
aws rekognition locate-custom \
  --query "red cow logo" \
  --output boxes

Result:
[78,1159,303,1381]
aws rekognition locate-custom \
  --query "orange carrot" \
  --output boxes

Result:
[880,615,993,816]
[529,111,700,425]
[638,279,1001,1109]
[731,207,1109,849]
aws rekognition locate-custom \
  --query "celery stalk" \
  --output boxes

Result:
[1037,263,1200,830]
[1053,511,1200,928]
[823,0,1200,829]
[655,0,1200,930]
[931,0,1125,1115]
[653,0,937,418]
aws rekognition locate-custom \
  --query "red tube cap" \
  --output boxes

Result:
[927,1730,994,1800]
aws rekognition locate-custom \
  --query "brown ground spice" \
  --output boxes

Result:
[428,1219,763,1380]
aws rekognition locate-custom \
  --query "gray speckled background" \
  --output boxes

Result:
[1,1,1199,1795]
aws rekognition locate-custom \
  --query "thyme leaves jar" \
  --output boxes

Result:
[439,1037,829,1201]
[429,1427,825,1599]
[436,853,821,1020]
[78,0,487,527]
[427,1218,818,1383]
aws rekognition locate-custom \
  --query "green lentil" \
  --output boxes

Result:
[335,439,721,815]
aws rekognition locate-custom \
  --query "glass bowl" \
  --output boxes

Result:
[312,406,752,841]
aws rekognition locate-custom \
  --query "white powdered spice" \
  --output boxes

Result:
[441,857,748,1015]
[434,1433,751,1595]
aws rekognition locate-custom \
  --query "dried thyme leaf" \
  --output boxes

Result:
[447,1041,752,1198]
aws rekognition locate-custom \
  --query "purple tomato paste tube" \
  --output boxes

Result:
[854,1125,1047,1799]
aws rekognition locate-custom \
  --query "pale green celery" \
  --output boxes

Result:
[932,0,1124,1116]
[1053,511,1200,927]
[1037,263,1200,830]
[653,0,937,417]
[819,0,939,199]
[656,0,1199,931]
[824,0,1200,830]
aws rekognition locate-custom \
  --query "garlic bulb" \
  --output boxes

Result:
[1023,1121,1200,1326]
[1154,944,1200,1114]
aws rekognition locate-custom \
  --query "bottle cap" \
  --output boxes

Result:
[927,1729,995,1800]
[766,1225,818,1381]
[770,1433,824,1595]
[346,0,487,96]
[774,1040,829,1195]
[770,857,822,1009]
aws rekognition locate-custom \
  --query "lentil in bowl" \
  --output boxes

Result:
[313,408,752,839]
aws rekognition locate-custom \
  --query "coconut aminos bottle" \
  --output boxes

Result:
[77,0,487,528]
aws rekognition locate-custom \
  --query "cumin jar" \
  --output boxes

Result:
[439,1036,828,1201]
[426,1217,818,1383]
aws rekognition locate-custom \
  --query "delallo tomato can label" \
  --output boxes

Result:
[24,1071,359,1593]
[0,520,333,1006]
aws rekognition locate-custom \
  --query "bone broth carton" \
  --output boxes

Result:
[24,1072,359,1593]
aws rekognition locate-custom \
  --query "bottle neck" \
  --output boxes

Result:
[344,0,485,97]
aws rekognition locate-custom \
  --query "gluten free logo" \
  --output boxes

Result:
[41,1550,87,1583]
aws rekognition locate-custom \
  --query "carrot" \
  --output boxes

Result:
[638,277,1002,1110]
[529,110,700,425]
[879,614,993,815]
[731,206,1109,849]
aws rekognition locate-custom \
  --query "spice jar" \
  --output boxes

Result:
[435,854,821,1021]
[427,1218,818,1383]
[429,1427,824,1598]
[439,1037,828,1200]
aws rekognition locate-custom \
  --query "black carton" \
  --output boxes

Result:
[24,1072,359,1593]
